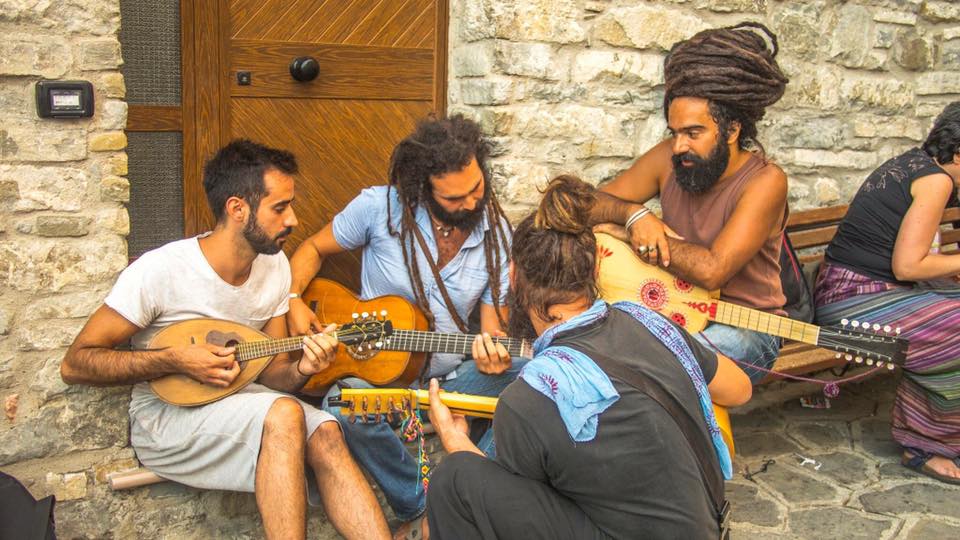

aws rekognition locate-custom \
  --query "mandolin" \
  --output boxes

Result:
[329,387,736,456]
[148,317,390,406]
[299,279,534,395]
[594,233,909,369]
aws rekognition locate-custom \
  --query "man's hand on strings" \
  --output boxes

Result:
[473,331,511,375]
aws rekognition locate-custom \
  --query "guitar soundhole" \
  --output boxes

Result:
[638,279,668,310]
[205,330,247,371]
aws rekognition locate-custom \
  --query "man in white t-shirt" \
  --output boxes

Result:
[61,140,390,540]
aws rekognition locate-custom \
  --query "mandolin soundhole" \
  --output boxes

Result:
[205,330,244,347]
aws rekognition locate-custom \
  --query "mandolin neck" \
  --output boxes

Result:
[235,330,347,362]
[712,301,821,346]
[389,330,533,359]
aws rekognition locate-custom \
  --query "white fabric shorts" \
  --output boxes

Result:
[129,382,336,493]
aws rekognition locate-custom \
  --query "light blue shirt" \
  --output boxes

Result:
[332,185,511,376]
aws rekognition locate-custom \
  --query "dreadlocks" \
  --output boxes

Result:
[664,22,789,151]
[385,114,512,332]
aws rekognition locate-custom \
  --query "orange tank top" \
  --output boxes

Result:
[661,153,787,313]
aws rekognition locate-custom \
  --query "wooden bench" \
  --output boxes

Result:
[763,204,960,381]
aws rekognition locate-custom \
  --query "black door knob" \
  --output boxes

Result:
[289,57,319,82]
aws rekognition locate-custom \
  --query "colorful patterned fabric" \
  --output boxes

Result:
[815,263,960,457]
[521,300,733,479]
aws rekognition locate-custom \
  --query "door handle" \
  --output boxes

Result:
[289,57,319,82]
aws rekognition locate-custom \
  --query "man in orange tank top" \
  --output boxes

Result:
[591,23,790,383]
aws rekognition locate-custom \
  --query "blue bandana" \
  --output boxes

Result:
[519,300,733,480]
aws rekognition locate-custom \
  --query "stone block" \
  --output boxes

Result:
[0,36,71,78]
[772,3,822,61]
[96,100,128,130]
[861,483,960,520]
[828,5,878,70]
[873,10,917,26]
[839,77,913,112]
[493,1,586,44]
[787,149,880,170]
[100,72,126,99]
[921,1,960,23]
[787,421,849,449]
[46,472,88,501]
[460,79,513,105]
[852,417,901,459]
[491,160,551,206]
[45,0,121,36]
[806,451,877,486]
[634,114,668,156]
[593,5,707,51]
[100,174,130,202]
[15,318,85,351]
[0,123,88,163]
[945,28,960,42]
[25,289,107,321]
[495,41,558,80]
[510,105,637,150]
[853,115,924,141]
[0,80,37,120]
[780,63,843,110]
[735,432,803,459]
[893,31,934,71]
[2,165,88,212]
[726,482,784,528]
[771,116,845,150]
[452,42,494,77]
[0,180,18,203]
[33,215,92,237]
[917,72,960,95]
[942,40,960,71]
[755,462,844,504]
[814,178,842,205]
[788,508,896,539]
[695,0,766,13]
[89,131,127,152]
[523,81,586,103]
[93,457,139,484]
[0,236,127,293]
[457,0,495,42]
[875,27,895,49]
[105,153,128,176]
[570,50,661,86]
[904,519,960,540]
[30,354,74,403]
[79,38,122,71]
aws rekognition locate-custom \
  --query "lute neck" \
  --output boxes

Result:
[712,301,820,346]
[389,329,533,359]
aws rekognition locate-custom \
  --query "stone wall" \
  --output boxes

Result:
[448,0,960,215]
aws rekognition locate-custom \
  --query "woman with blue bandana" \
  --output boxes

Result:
[424,175,752,539]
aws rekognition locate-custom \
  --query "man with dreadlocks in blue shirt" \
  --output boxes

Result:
[287,114,520,539]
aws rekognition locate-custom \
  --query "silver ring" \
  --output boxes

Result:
[637,246,648,253]
[648,245,657,252]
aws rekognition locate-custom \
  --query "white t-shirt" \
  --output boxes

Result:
[105,234,291,349]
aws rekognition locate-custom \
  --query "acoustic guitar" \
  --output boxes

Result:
[329,387,736,456]
[299,279,534,395]
[594,233,909,368]
[148,317,389,406]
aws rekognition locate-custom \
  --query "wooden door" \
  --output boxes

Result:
[186,0,448,290]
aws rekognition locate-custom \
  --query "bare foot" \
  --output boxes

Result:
[393,516,429,540]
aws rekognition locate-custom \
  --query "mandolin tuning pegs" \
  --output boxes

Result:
[887,363,896,370]
[883,325,892,333]
[845,354,853,361]
[835,353,842,359]
[375,341,383,348]
[352,312,359,320]
[841,318,849,326]
[865,358,874,366]
[851,320,860,328]
[872,323,881,331]
[380,310,387,317]
[895,327,902,335]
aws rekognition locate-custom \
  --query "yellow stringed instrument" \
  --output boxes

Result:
[148,318,389,406]
[594,233,908,369]
[329,387,735,456]
[299,279,534,395]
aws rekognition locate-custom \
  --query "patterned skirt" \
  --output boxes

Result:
[815,263,960,457]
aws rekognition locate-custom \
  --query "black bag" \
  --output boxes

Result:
[779,233,815,323]
[0,471,56,540]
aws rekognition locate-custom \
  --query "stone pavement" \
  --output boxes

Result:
[727,372,960,539]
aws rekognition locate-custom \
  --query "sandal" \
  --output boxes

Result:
[901,448,960,485]
[393,514,427,540]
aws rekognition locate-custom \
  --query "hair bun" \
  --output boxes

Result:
[533,175,596,235]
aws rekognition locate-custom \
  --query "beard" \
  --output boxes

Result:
[506,292,538,340]
[672,140,730,194]
[243,217,292,255]
[425,184,490,231]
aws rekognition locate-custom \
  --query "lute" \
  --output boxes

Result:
[595,233,909,369]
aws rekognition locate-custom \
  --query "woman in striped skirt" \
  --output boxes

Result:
[814,102,960,484]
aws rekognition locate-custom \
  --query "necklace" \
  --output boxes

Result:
[436,223,454,238]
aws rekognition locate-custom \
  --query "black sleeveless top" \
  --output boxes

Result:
[825,148,955,284]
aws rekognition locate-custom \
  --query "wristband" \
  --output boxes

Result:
[289,293,301,299]
[624,207,651,231]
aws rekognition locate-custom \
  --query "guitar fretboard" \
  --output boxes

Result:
[713,302,820,345]
[235,336,305,362]
[386,330,532,359]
